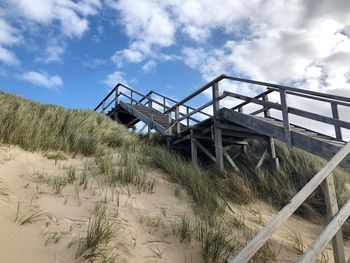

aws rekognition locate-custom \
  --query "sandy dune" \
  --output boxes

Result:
[0,145,350,262]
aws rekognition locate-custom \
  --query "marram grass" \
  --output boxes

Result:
[0,91,137,155]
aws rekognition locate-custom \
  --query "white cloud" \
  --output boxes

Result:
[21,71,63,89]
[108,0,176,65]
[0,19,20,65]
[36,39,66,63]
[142,60,156,73]
[104,71,127,87]
[13,0,102,38]
[0,46,19,65]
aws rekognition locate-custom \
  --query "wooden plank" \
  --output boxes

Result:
[280,89,292,147]
[255,149,268,170]
[220,108,286,140]
[298,195,350,263]
[193,139,216,163]
[229,141,350,263]
[223,149,239,171]
[320,174,346,263]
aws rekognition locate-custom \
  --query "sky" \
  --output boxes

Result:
[0,0,350,128]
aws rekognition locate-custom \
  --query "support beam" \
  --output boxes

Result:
[212,82,224,171]
[193,139,216,163]
[321,174,346,263]
[191,131,198,165]
[255,149,268,170]
[223,149,239,171]
[268,137,280,170]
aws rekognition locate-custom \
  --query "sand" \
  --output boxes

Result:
[0,144,349,262]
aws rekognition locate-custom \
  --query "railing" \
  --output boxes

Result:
[94,83,211,132]
[163,74,350,142]
[230,141,350,263]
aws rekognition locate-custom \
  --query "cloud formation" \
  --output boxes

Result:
[21,71,63,89]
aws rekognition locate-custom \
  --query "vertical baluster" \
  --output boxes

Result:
[280,89,292,147]
[331,102,342,140]
[102,100,105,114]
[212,82,224,171]
[148,95,153,138]
[163,97,166,113]
[167,111,172,135]
[131,90,133,110]
[175,106,180,134]
[186,107,190,127]
[114,86,119,121]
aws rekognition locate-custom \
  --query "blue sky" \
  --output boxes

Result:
[0,0,350,113]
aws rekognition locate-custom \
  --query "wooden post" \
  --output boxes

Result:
[102,100,105,114]
[163,97,166,113]
[280,89,292,147]
[175,106,181,134]
[131,90,134,110]
[148,96,153,138]
[212,82,224,171]
[331,102,342,140]
[114,87,119,121]
[321,173,346,263]
[191,130,198,165]
[263,94,280,170]
[167,111,172,135]
[238,106,243,113]
[186,107,190,127]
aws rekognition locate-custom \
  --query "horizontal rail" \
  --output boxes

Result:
[230,141,350,263]
[94,86,117,110]
[165,74,227,113]
[225,76,350,104]
[225,91,281,111]
[150,90,211,117]
[230,90,274,111]
[177,94,226,123]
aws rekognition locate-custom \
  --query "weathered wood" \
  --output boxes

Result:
[186,107,190,127]
[320,174,346,263]
[191,130,198,165]
[331,102,343,140]
[280,89,292,147]
[193,138,216,163]
[262,94,271,117]
[230,141,350,263]
[167,112,172,135]
[268,137,279,170]
[102,100,105,114]
[148,96,153,138]
[225,91,281,111]
[255,149,268,170]
[223,149,239,171]
[299,195,350,263]
[175,107,181,134]
[288,106,350,131]
[213,82,224,171]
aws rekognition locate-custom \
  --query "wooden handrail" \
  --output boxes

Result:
[230,141,350,263]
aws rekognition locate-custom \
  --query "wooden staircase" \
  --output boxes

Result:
[95,74,350,262]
